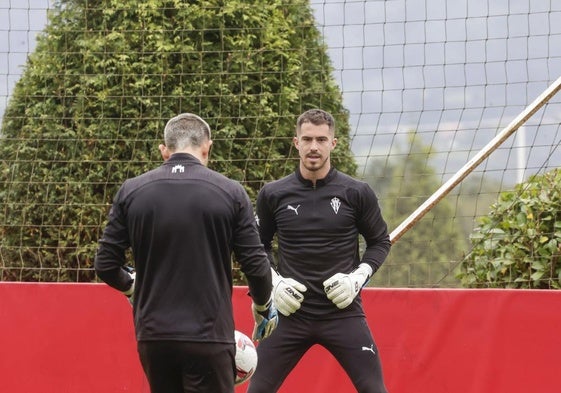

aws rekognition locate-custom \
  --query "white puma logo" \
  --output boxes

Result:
[287,205,300,215]
[361,345,376,355]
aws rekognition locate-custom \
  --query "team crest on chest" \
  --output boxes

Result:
[330,197,341,214]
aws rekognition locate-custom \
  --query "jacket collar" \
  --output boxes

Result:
[295,166,336,187]
[164,153,201,165]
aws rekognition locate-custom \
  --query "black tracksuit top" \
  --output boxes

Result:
[256,167,391,319]
[95,153,272,343]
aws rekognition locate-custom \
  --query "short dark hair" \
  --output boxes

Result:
[296,109,335,134]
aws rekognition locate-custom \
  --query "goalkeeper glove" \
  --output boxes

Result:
[252,297,278,341]
[323,263,373,309]
[121,266,135,306]
[272,269,307,316]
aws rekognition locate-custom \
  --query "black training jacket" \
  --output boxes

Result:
[256,167,391,319]
[95,153,271,343]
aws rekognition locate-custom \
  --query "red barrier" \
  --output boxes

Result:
[0,283,560,392]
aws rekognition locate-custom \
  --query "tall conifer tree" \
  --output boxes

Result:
[0,0,356,281]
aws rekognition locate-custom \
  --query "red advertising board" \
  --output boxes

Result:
[0,283,559,392]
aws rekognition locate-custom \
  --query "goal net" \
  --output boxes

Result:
[1,0,560,287]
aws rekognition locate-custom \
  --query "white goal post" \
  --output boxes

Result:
[390,75,561,244]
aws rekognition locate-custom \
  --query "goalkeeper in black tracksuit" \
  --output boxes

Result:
[247,109,391,393]
[94,113,278,393]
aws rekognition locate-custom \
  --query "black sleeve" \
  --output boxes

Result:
[94,184,134,292]
[255,186,277,268]
[232,186,272,306]
[356,182,391,273]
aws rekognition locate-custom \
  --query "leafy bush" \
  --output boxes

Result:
[458,168,561,288]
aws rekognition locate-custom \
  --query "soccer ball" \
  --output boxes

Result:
[234,330,258,386]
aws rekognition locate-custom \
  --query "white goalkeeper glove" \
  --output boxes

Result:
[252,297,278,341]
[323,263,373,309]
[121,266,135,306]
[272,268,307,317]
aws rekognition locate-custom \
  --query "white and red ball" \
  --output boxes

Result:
[234,330,258,386]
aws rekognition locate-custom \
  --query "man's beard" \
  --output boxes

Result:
[303,155,327,172]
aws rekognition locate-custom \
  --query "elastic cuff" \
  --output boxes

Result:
[253,295,272,312]
[122,282,134,296]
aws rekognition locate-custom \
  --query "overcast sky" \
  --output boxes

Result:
[2,0,561,185]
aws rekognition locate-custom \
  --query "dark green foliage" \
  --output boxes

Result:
[458,168,561,288]
[369,132,467,287]
[0,0,356,282]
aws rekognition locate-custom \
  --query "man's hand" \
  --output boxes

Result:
[272,269,307,316]
[122,266,135,306]
[323,263,373,309]
[252,297,278,341]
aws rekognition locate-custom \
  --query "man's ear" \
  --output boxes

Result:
[293,136,299,150]
[201,140,213,165]
[159,144,171,161]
